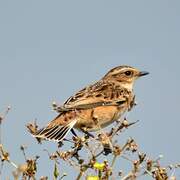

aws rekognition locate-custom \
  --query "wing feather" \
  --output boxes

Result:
[60,80,129,111]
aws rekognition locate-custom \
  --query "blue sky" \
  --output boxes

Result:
[0,0,180,179]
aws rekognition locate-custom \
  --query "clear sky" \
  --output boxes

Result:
[0,0,180,179]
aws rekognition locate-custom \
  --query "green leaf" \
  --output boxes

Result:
[53,162,59,179]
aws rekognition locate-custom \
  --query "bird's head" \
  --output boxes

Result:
[103,65,149,90]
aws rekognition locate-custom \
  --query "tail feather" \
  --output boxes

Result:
[43,126,59,137]
[34,119,77,142]
[46,126,66,139]
[56,127,70,141]
[38,125,58,137]
[47,127,62,140]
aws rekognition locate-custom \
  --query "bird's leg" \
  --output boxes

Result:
[80,127,94,138]
[71,128,78,137]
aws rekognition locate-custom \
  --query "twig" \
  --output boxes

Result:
[111,155,117,168]
[121,172,135,180]
[8,160,18,169]
[0,106,11,144]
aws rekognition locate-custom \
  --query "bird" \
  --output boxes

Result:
[33,65,149,142]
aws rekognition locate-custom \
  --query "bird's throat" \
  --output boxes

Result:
[120,82,133,91]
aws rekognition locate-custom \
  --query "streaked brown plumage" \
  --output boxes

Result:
[34,65,149,142]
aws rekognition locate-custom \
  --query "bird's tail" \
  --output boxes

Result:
[33,119,77,142]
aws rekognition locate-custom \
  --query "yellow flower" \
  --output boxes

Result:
[86,176,99,180]
[93,162,105,171]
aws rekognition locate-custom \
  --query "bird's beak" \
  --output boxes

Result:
[138,71,149,77]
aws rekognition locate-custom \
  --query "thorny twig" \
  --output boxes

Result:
[0,102,179,179]
[0,106,11,144]
[25,114,180,179]
[0,106,11,176]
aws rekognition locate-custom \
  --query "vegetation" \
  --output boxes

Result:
[0,105,179,180]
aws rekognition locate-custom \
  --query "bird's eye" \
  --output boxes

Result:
[125,71,132,76]
[124,71,132,76]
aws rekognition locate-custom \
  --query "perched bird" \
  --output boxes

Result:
[33,65,149,142]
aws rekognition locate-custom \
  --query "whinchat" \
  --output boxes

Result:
[33,65,149,142]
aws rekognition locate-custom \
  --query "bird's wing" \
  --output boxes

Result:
[61,80,130,111]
